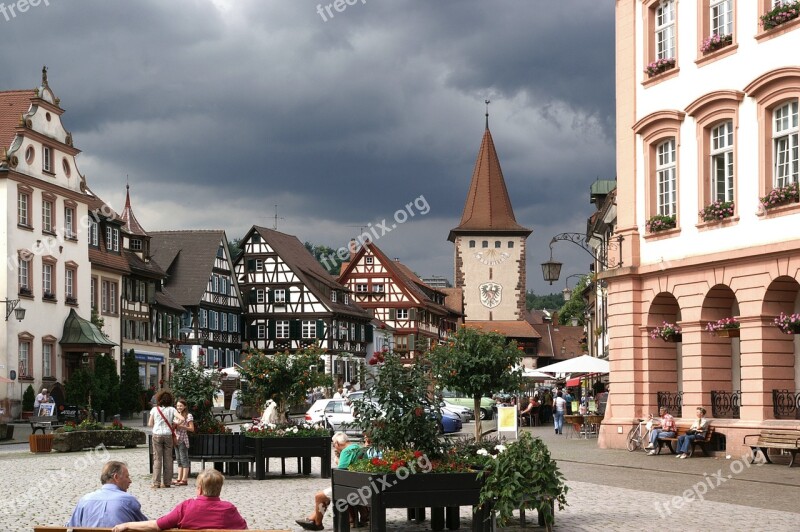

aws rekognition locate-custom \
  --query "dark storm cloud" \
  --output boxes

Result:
[0,0,615,293]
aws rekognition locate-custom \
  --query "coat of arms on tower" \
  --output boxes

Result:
[479,282,502,309]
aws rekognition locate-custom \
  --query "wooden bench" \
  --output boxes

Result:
[30,416,64,434]
[743,429,800,467]
[212,406,236,423]
[656,424,715,456]
[34,527,289,532]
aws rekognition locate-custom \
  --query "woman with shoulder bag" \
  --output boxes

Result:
[173,398,195,486]
[149,390,178,488]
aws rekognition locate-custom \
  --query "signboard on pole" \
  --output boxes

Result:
[497,405,518,440]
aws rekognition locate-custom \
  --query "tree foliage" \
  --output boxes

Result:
[170,357,225,433]
[93,353,120,416]
[557,275,590,326]
[22,384,35,411]
[351,351,442,457]
[526,291,564,310]
[65,368,95,406]
[304,241,346,275]
[119,349,142,416]
[238,346,332,418]
[427,327,523,440]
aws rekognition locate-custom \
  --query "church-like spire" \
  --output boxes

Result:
[120,184,148,237]
[448,115,531,242]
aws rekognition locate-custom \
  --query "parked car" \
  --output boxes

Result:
[438,411,463,434]
[440,389,495,420]
[441,401,474,422]
[304,399,334,425]
[321,399,363,436]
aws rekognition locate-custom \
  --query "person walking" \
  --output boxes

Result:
[173,398,195,486]
[553,391,567,435]
[149,390,177,488]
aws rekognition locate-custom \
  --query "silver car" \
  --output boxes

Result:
[442,401,474,422]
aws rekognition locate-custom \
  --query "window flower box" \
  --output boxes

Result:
[701,33,733,54]
[761,182,800,210]
[774,312,800,334]
[705,318,740,337]
[644,58,676,77]
[43,292,56,301]
[761,1,800,31]
[65,296,78,305]
[650,322,682,343]
[699,201,734,222]
[19,287,32,297]
[646,214,676,233]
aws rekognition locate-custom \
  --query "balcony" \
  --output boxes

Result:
[773,389,800,420]
[710,390,740,419]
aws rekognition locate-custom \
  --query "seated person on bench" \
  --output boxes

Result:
[68,461,148,527]
[112,468,246,531]
[675,407,710,459]
[646,406,676,455]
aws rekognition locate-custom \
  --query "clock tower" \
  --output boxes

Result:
[448,118,532,322]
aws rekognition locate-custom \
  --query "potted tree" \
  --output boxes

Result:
[21,384,35,420]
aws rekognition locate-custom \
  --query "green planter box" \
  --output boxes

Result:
[250,436,332,479]
[332,469,491,532]
[53,429,146,452]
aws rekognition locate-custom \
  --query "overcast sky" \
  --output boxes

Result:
[2,0,616,295]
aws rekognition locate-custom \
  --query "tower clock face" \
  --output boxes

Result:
[473,249,510,266]
[479,282,503,308]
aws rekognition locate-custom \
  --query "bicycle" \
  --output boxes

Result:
[626,419,648,452]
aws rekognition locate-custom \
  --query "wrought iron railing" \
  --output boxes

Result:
[657,391,683,417]
[772,389,800,419]
[710,390,740,419]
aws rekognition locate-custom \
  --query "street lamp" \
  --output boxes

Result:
[3,299,26,321]
[561,273,584,302]
[540,232,623,284]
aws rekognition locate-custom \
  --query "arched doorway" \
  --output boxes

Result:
[646,293,681,416]
[700,285,740,418]
[762,276,800,419]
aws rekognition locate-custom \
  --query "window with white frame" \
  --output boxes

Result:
[257,324,266,338]
[711,121,734,202]
[255,259,264,271]
[18,192,30,226]
[710,0,732,37]
[655,1,676,60]
[331,291,337,303]
[19,257,31,291]
[656,138,677,216]
[276,320,290,339]
[88,219,98,246]
[274,289,286,303]
[373,284,384,293]
[19,340,31,377]
[42,200,54,232]
[773,100,799,188]
[65,267,75,299]
[356,284,368,293]
[110,282,117,313]
[256,289,265,303]
[365,256,373,264]
[397,308,409,320]
[43,342,52,378]
[43,263,53,296]
[65,207,75,238]
[42,146,52,173]
[91,277,97,309]
[302,320,316,339]
[201,309,208,328]
[229,313,238,333]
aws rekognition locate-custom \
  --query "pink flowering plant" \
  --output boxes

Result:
[700,33,732,54]
[650,322,681,341]
[761,1,800,30]
[700,200,734,222]
[645,214,676,233]
[761,182,800,210]
[241,421,328,438]
[644,58,676,77]
[705,317,739,333]
[774,312,800,334]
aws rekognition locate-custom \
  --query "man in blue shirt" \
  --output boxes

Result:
[68,461,148,527]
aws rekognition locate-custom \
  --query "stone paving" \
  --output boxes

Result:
[1,423,798,531]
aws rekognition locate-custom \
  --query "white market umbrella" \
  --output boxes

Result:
[220,366,241,379]
[521,368,552,380]
[535,355,609,375]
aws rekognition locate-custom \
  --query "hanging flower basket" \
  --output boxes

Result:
[705,318,740,337]
[650,322,682,343]
[774,312,800,334]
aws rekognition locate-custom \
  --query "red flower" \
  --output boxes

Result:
[368,358,377,366]
[370,457,381,466]
[413,451,423,458]
[390,461,403,471]
[414,407,423,417]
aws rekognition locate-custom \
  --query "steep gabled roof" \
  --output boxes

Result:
[449,126,531,241]
[120,185,148,237]
[150,230,229,307]
[155,287,186,313]
[463,320,541,339]
[125,250,165,279]
[0,90,34,149]
[252,226,370,320]
[86,187,130,275]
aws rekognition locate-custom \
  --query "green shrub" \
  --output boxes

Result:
[119,350,142,416]
[22,384,35,411]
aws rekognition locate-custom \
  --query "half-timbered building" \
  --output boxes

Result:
[234,226,372,386]
[338,241,460,361]
[119,186,184,388]
[150,230,243,368]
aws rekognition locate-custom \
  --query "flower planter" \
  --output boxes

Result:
[332,469,492,532]
[249,436,332,479]
[52,429,146,452]
[29,434,54,453]
[663,334,682,343]
[715,329,740,338]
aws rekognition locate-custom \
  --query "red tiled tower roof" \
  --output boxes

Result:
[448,126,531,241]
[0,90,35,149]
[120,184,148,236]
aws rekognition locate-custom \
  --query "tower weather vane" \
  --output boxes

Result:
[485,99,490,128]
[273,205,285,230]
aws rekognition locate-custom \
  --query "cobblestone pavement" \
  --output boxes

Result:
[1,424,798,531]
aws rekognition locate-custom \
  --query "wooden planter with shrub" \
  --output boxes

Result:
[52,429,146,452]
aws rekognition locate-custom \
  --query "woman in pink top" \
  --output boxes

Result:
[112,468,247,531]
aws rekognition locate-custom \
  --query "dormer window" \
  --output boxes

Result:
[42,146,53,173]
[130,239,142,251]
[331,291,338,303]
[106,227,119,252]
[365,256,373,265]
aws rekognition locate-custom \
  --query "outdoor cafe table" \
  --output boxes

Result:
[564,415,584,438]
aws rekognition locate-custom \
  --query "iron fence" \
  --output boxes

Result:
[657,391,683,417]
[710,390,740,419]
[772,389,800,419]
